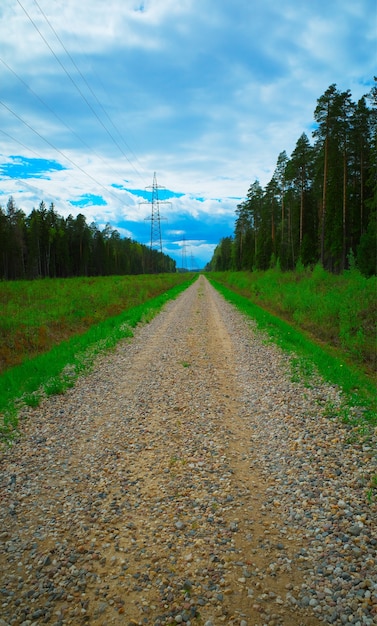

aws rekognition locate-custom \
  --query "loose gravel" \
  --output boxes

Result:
[0,276,376,626]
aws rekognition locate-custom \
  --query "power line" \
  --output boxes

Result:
[0,99,126,205]
[1,1,177,237]
[0,57,133,187]
[15,0,147,185]
[32,0,148,186]
[0,134,131,221]
[0,128,47,161]
[11,178,57,204]
[0,127,109,208]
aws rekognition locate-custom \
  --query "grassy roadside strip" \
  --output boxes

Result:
[0,276,197,444]
[0,273,196,373]
[209,278,377,433]
[209,268,376,371]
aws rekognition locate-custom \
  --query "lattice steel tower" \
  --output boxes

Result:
[142,172,169,256]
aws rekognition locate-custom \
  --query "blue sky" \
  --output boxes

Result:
[0,0,375,268]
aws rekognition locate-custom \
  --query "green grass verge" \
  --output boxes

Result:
[209,278,377,431]
[0,277,196,444]
[210,267,376,370]
[0,273,195,373]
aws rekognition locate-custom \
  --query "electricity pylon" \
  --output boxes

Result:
[141,172,170,272]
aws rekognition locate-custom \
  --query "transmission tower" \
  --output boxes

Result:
[141,172,170,272]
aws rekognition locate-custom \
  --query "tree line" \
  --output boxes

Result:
[208,80,377,276]
[0,199,176,279]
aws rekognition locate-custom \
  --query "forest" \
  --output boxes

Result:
[0,199,176,278]
[208,81,377,276]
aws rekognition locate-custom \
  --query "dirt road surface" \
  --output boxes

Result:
[1,276,376,626]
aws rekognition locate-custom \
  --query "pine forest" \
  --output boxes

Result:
[209,81,377,277]
[0,200,176,279]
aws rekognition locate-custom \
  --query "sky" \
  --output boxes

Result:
[0,0,376,269]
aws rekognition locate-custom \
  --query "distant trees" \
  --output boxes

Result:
[209,80,377,276]
[0,200,176,279]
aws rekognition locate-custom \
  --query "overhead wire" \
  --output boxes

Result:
[15,0,148,187]
[0,128,107,209]
[9,179,57,205]
[0,128,47,161]
[0,0,162,235]
[32,0,149,186]
[0,148,134,231]
[0,57,138,188]
[0,99,129,206]
[0,129,57,206]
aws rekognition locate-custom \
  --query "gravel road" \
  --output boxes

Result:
[0,275,376,626]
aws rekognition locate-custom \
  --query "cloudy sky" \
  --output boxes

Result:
[0,0,375,268]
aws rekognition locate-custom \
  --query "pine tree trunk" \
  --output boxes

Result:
[342,148,347,269]
[320,135,328,266]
